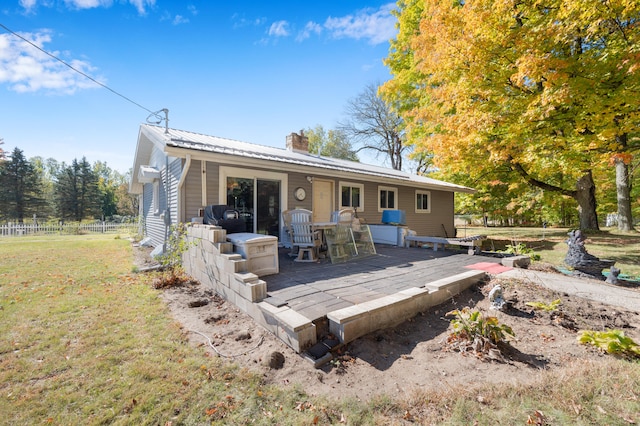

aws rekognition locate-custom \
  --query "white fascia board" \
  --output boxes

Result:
[163,145,476,194]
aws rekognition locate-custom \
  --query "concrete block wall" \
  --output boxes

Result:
[328,270,487,345]
[182,224,316,353]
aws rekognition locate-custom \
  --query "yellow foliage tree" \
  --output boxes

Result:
[382,0,640,230]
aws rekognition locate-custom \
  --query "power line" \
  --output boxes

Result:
[0,22,164,120]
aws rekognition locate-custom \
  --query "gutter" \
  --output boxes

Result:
[176,154,192,223]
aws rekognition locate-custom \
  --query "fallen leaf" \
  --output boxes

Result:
[597,406,607,414]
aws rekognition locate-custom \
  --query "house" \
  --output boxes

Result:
[129,124,475,249]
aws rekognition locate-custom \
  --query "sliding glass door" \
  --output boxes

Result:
[224,171,283,237]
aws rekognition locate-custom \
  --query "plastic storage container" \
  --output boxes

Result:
[226,233,279,276]
[381,210,406,225]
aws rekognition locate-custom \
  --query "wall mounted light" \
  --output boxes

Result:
[306,176,313,183]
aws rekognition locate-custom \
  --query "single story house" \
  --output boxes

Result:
[129,124,475,249]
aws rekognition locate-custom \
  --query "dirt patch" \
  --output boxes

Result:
[136,246,640,400]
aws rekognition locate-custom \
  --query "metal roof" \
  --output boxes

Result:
[139,124,475,193]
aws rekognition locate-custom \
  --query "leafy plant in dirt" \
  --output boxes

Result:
[446,307,515,361]
[153,223,194,289]
[526,299,562,312]
[499,243,541,261]
[577,329,640,359]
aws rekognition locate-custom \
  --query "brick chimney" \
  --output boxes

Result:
[286,130,309,154]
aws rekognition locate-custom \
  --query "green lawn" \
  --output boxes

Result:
[461,226,640,279]
[0,236,333,425]
[1,234,638,425]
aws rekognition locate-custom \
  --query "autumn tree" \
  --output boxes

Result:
[305,125,359,161]
[339,82,408,171]
[382,0,640,231]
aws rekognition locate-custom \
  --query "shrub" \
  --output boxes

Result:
[577,329,640,359]
[446,307,515,361]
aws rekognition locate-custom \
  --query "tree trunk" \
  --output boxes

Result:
[615,157,634,231]
[510,160,599,231]
[614,134,634,231]
[575,171,599,231]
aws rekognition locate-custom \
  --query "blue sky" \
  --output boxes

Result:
[0,1,397,174]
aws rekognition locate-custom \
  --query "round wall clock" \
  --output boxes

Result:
[294,187,306,201]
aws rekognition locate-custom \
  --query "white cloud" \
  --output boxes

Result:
[296,21,322,42]
[268,20,290,37]
[172,14,189,25]
[64,0,113,9]
[324,3,397,45]
[19,0,154,14]
[128,0,155,15]
[0,30,101,94]
[18,0,38,12]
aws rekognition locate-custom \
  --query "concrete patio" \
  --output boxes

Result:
[182,225,508,358]
[267,245,501,323]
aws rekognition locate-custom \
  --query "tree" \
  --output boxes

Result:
[0,148,44,223]
[55,157,101,221]
[305,125,359,161]
[94,161,118,219]
[0,138,5,161]
[382,0,640,231]
[30,156,60,219]
[339,82,408,171]
[116,169,139,217]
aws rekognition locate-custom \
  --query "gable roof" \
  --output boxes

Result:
[131,124,475,194]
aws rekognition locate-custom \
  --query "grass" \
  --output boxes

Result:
[1,233,639,425]
[460,226,640,279]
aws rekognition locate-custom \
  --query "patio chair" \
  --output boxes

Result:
[331,208,356,224]
[325,209,358,263]
[281,209,298,257]
[288,208,322,262]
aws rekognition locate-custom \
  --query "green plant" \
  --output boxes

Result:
[526,299,562,312]
[499,242,541,260]
[153,223,195,288]
[577,329,640,359]
[446,307,515,360]
[157,223,191,270]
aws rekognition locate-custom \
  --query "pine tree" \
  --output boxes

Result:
[55,158,101,221]
[0,148,44,223]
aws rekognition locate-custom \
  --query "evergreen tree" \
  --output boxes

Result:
[55,157,101,221]
[0,148,44,223]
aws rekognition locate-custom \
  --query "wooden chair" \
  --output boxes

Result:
[288,209,322,262]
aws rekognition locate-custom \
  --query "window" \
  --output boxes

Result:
[339,181,364,212]
[415,190,431,213]
[378,186,398,212]
[153,180,161,215]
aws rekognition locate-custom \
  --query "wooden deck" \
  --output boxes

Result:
[264,245,501,324]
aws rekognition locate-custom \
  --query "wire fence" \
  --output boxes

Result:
[0,221,141,237]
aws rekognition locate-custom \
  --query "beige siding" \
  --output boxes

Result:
[205,162,220,205]
[177,158,457,240]
[288,173,313,210]
[183,160,203,220]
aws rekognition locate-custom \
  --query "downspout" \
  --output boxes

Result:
[177,154,192,223]
[163,154,171,253]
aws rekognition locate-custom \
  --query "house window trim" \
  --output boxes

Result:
[339,181,365,212]
[153,180,161,215]
[377,185,398,213]
[415,190,431,214]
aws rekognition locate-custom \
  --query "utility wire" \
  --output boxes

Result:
[0,22,161,119]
